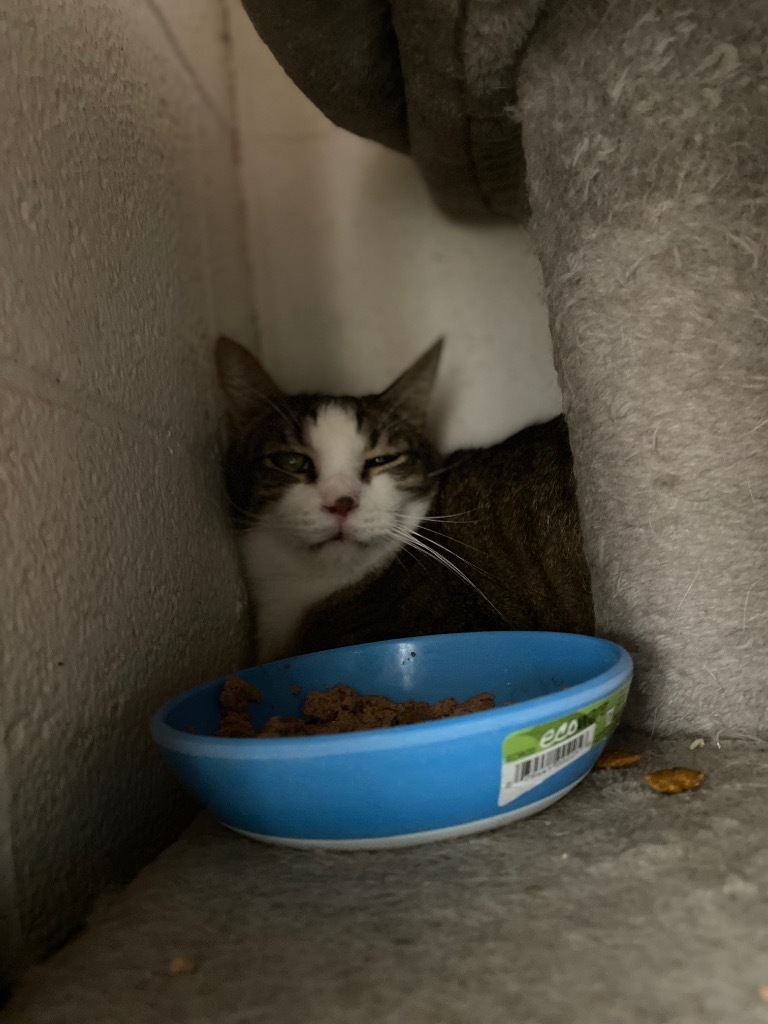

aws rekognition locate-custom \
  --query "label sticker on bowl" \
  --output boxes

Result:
[498,682,631,806]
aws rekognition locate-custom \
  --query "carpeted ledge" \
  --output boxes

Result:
[7,736,767,1024]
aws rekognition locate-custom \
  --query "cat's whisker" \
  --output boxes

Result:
[397,542,440,584]
[406,540,500,617]
[388,520,484,571]
[393,516,479,532]
[393,514,475,523]
[422,510,481,521]
[393,508,480,523]
[386,526,500,616]
[406,545,439,580]
[414,524,488,556]
[410,529,480,571]
[411,528,495,580]
[394,546,436,580]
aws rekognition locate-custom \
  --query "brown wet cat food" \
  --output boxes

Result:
[215,678,495,738]
[216,677,263,738]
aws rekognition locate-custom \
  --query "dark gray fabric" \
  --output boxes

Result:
[240,0,409,152]
[240,0,544,218]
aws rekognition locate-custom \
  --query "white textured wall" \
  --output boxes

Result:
[1,0,253,977]
[227,0,561,451]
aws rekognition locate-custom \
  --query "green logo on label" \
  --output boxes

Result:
[501,682,631,764]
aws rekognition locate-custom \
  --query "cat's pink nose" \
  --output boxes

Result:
[325,496,358,519]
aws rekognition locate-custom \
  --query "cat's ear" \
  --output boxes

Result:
[215,336,283,432]
[380,338,443,428]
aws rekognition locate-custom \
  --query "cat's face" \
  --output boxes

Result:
[216,339,443,570]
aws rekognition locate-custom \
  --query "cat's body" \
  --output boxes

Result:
[216,338,594,662]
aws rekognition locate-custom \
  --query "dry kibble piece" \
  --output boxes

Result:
[594,749,643,770]
[169,956,196,976]
[644,768,706,794]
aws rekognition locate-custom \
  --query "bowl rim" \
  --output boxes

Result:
[151,631,633,761]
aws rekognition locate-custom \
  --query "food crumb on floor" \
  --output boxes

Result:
[594,749,642,769]
[644,768,706,794]
[169,956,195,976]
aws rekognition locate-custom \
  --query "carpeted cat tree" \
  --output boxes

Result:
[241,0,768,739]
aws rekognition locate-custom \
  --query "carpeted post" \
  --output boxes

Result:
[519,0,768,736]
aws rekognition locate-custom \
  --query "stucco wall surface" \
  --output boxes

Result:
[1,0,252,977]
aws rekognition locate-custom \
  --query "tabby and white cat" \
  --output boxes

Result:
[216,337,593,662]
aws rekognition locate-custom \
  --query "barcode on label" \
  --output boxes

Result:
[509,727,594,783]
[498,723,597,807]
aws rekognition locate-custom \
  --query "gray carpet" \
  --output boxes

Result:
[7,735,768,1024]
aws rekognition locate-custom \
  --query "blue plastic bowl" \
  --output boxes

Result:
[151,632,632,849]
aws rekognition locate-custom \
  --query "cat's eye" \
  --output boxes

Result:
[365,453,402,470]
[267,452,313,475]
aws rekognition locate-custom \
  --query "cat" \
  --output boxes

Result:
[216,336,594,663]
